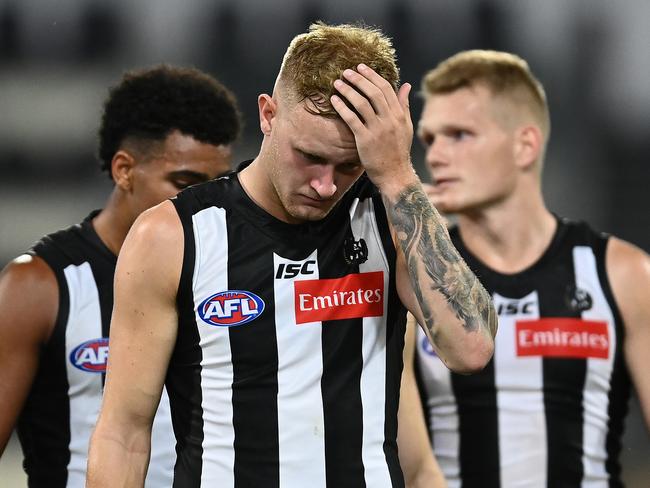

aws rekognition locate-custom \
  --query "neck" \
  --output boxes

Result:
[239,153,295,224]
[456,189,556,274]
[91,190,135,256]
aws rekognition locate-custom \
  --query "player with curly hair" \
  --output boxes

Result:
[0,64,241,487]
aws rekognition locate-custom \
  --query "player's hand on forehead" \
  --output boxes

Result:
[330,63,415,191]
[334,64,402,117]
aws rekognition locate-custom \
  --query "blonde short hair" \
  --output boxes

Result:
[422,50,550,139]
[278,22,400,116]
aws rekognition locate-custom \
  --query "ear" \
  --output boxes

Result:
[110,150,136,191]
[514,124,543,170]
[258,93,277,136]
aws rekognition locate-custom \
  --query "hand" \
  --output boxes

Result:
[331,64,416,195]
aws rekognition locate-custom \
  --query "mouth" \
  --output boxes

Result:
[432,177,458,188]
[298,194,333,207]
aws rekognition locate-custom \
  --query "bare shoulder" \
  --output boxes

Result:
[125,200,183,248]
[0,254,58,343]
[606,237,650,330]
[606,237,650,289]
[116,201,184,298]
[121,201,183,263]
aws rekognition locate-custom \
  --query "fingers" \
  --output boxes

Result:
[398,83,412,114]
[333,78,378,125]
[331,94,367,135]
[340,67,390,116]
[355,64,403,113]
[334,64,408,121]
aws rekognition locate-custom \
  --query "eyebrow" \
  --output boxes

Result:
[296,148,327,162]
[296,147,360,167]
[418,122,473,135]
[167,169,212,181]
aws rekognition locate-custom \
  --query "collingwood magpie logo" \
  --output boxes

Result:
[343,237,368,265]
[565,284,593,312]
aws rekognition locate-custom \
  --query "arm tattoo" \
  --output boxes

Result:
[385,184,497,341]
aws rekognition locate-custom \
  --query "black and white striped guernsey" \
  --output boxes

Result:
[20,211,176,487]
[168,167,407,487]
[416,218,631,488]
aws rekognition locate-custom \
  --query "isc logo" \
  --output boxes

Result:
[497,301,536,316]
[70,338,109,373]
[198,290,265,327]
[276,260,316,279]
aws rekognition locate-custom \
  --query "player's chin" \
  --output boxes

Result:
[431,199,465,215]
[290,205,332,222]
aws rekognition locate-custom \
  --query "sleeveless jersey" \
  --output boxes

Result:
[168,169,407,488]
[416,218,632,488]
[19,211,176,487]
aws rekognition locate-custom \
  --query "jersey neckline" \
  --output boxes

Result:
[80,210,118,265]
[451,214,568,284]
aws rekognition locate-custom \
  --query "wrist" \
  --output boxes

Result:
[372,167,421,201]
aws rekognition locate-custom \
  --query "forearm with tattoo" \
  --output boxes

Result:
[385,184,498,344]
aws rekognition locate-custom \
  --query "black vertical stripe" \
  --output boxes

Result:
[595,237,631,488]
[603,337,630,488]
[448,226,501,488]
[320,226,365,488]
[228,218,280,488]
[16,257,72,487]
[170,198,204,488]
[321,317,365,487]
[451,360,501,487]
[542,251,586,487]
[373,194,406,488]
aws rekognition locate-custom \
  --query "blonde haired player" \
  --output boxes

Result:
[412,49,650,487]
[87,24,496,487]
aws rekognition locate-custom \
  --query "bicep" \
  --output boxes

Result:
[100,204,183,430]
[0,256,57,453]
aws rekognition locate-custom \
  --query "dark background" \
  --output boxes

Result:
[0,0,647,484]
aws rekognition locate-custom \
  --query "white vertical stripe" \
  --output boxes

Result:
[574,246,615,487]
[64,262,103,488]
[192,207,235,487]
[351,198,392,487]
[415,326,460,487]
[493,291,547,488]
[273,251,327,488]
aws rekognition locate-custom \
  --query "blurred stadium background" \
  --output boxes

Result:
[0,0,648,485]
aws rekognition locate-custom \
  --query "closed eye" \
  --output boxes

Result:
[168,170,210,190]
[297,149,325,163]
[337,162,362,174]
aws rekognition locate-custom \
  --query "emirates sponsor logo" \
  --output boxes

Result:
[294,271,384,324]
[516,318,609,359]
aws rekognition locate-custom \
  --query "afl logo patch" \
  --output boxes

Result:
[420,336,437,357]
[198,290,265,327]
[70,338,109,373]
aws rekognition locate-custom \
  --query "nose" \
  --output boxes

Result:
[310,165,337,199]
[425,140,449,171]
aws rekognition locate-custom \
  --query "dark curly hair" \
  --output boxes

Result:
[98,64,241,178]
